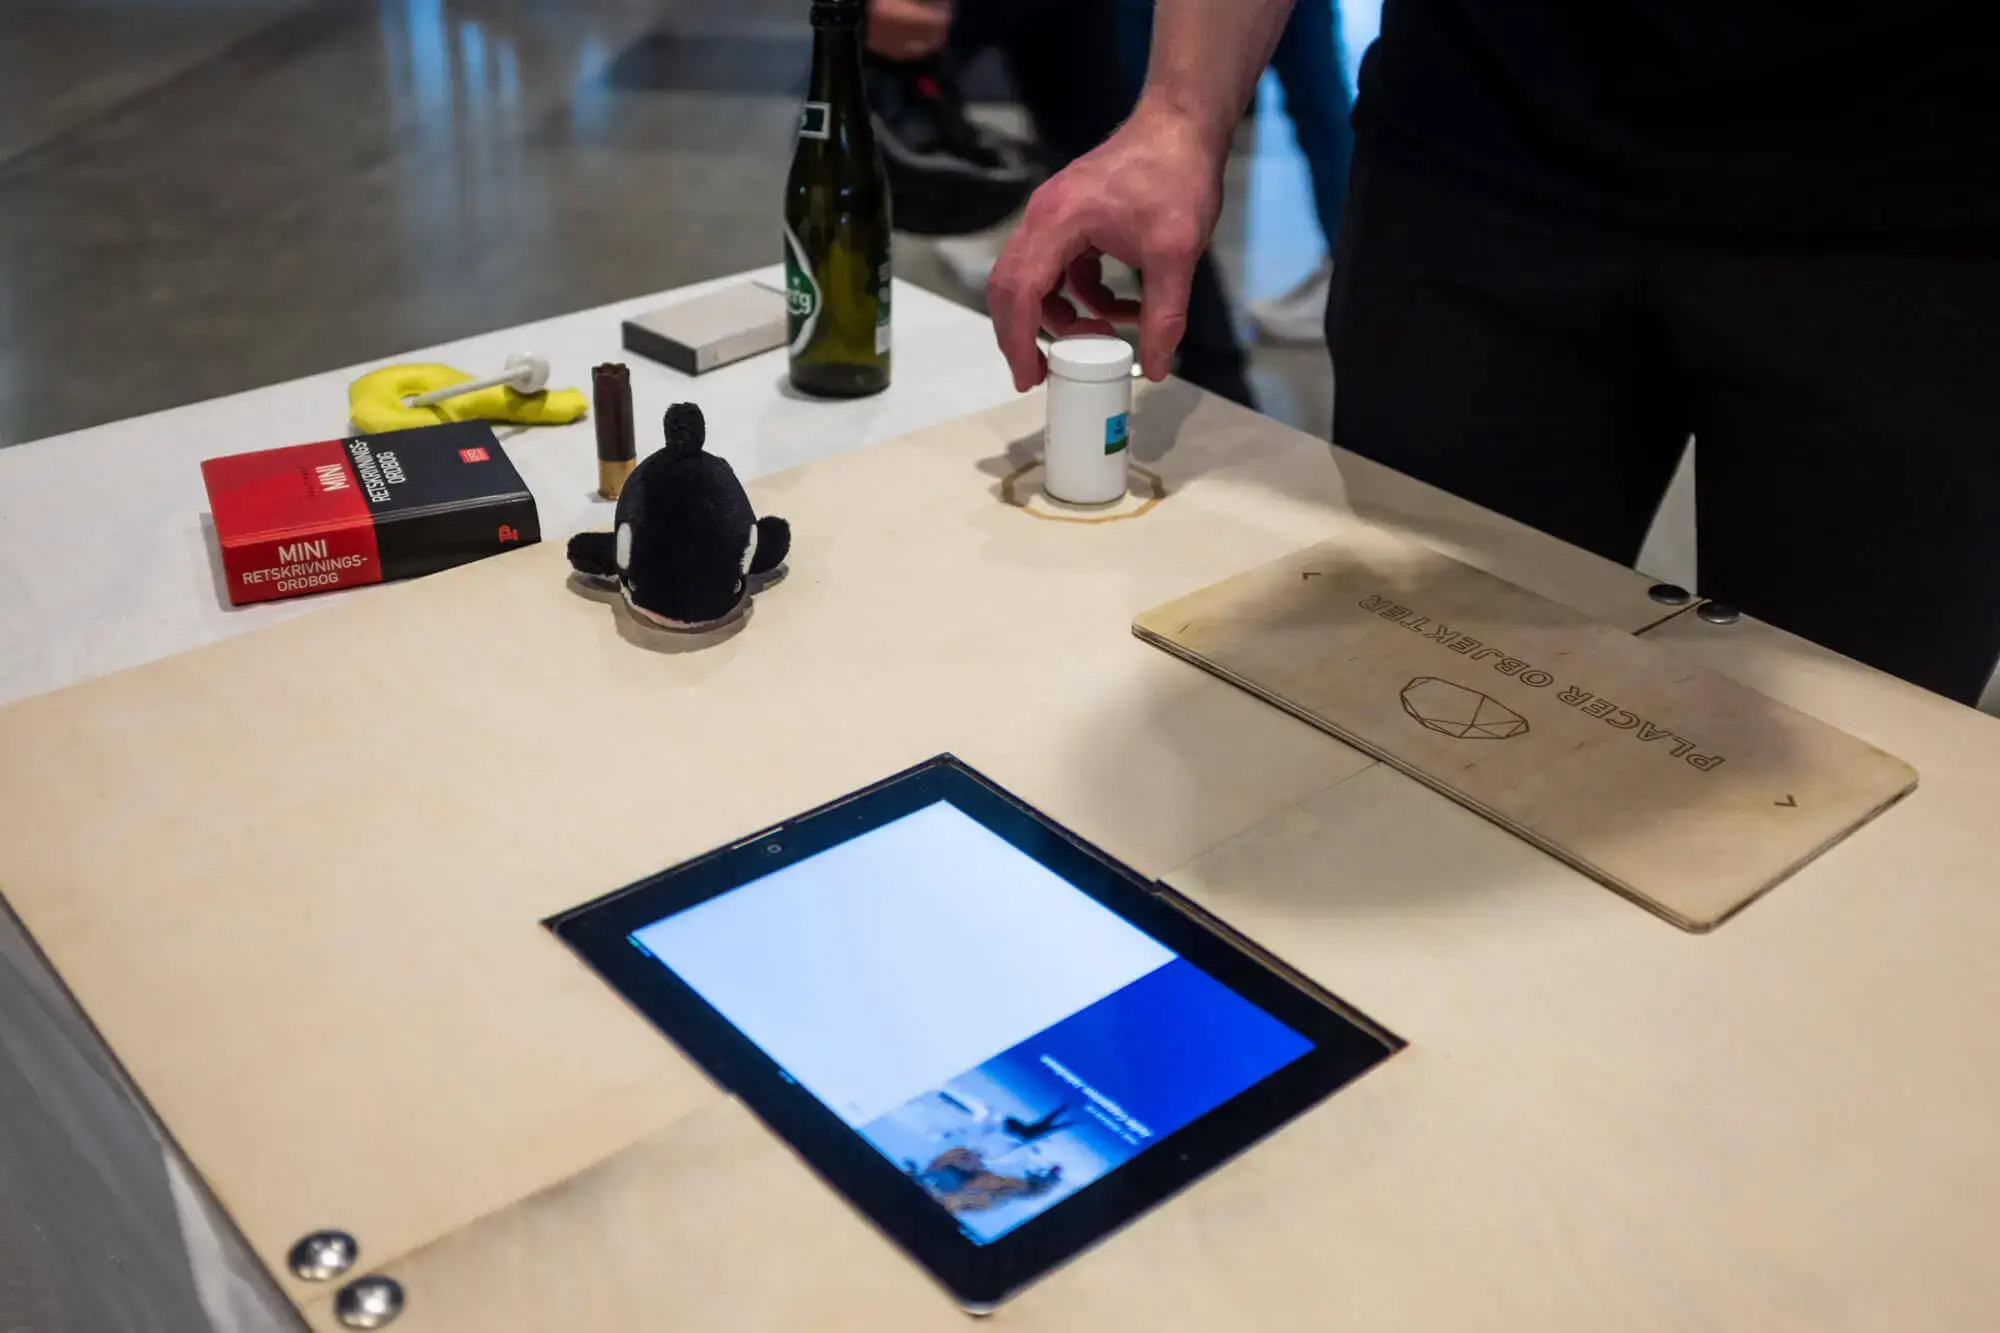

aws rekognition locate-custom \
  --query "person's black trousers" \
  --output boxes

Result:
[949,0,1255,406]
[1328,141,2000,704]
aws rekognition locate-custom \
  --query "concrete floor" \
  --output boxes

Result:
[0,0,794,446]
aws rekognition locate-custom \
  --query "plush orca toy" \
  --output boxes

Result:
[567,403,790,631]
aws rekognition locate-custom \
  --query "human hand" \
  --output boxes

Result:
[986,104,1225,391]
[868,0,951,60]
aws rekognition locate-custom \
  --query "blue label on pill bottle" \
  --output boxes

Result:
[1105,412,1129,455]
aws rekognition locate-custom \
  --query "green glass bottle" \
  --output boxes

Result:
[785,0,892,398]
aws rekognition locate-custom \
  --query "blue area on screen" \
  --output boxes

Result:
[858,958,1312,1243]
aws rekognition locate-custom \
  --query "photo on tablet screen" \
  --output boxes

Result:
[627,799,1315,1243]
[853,955,1313,1241]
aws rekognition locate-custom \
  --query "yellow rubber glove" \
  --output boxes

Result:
[347,363,589,435]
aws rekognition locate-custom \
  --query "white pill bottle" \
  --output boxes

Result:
[1043,335,1134,506]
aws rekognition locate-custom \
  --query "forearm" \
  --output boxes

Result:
[1137,0,1298,158]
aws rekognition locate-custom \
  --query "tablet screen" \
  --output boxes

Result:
[629,799,1315,1243]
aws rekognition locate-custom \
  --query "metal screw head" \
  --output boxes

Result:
[335,1275,405,1329]
[1648,582,1692,606]
[1697,601,1741,625]
[287,1230,358,1282]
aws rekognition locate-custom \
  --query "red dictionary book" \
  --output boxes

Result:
[202,421,540,606]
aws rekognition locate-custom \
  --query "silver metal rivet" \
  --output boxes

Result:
[287,1230,358,1282]
[1648,582,1692,606]
[1697,601,1741,625]
[335,1275,405,1329]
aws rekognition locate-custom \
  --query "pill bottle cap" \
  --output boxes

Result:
[1047,335,1134,385]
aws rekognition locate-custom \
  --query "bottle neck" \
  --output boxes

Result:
[809,0,864,30]
[807,22,865,108]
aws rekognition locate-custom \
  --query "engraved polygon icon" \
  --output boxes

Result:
[1400,677,1529,740]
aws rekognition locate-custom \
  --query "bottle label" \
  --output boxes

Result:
[783,220,822,355]
[1105,412,1130,455]
[875,257,892,355]
[798,102,831,140]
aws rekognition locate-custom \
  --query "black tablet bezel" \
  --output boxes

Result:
[548,755,1399,1310]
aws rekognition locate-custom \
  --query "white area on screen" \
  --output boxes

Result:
[631,801,1175,1128]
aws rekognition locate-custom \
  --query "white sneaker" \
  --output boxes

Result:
[1248,257,1333,346]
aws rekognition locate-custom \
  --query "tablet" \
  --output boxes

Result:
[549,756,1400,1310]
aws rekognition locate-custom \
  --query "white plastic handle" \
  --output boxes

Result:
[402,352,551,408]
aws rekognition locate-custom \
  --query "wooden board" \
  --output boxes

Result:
[1134,539,1917,930]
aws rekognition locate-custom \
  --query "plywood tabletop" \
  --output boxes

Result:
[2,382,1992,1330]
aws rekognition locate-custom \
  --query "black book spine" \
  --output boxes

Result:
[375,493,540,582]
